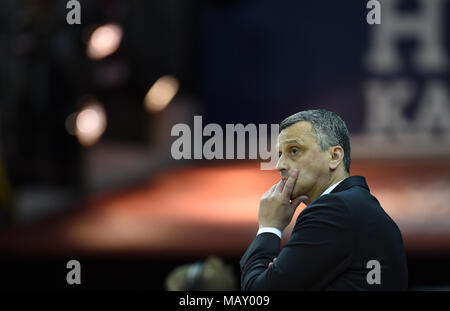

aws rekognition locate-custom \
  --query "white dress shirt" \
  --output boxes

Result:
[256,179,344,238]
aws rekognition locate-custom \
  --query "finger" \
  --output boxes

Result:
[263,184,278,199]
[282,169,298,198]
[268,257,277,268]
[274,178,286,193]
[267,183,278,195]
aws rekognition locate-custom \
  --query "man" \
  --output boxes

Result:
[240,109,408,290]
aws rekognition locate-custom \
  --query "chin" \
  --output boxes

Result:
[291,183,310,200]
[290,188,303,200]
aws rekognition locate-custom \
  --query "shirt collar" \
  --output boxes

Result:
[320,179,344,197]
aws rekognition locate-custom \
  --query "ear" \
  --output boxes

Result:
[329,146,344,171]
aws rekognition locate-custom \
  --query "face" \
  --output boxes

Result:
[276,121,331,201]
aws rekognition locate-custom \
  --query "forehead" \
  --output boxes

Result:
[278,121,316,146]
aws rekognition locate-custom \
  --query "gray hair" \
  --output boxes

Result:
[279,109,351,173]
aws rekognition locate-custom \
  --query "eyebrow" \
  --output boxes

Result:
[279,139,304,146]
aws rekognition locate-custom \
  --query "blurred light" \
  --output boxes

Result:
[87,23,123,60]
[65,112,78,136]
[144,75,179,112]
[75,100,107,147]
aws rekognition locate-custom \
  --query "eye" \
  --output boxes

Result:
[290,147,299,155]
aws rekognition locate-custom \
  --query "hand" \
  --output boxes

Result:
[258,169,309,232]
[268,257,276,268]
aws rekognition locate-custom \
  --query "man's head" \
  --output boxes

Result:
[277,109,351,202]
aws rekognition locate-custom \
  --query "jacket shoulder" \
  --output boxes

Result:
[296,192,354,229]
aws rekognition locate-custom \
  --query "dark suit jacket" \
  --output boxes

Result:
[240,176,408,291]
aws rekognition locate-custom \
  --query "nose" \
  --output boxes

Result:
[276,156,289,178]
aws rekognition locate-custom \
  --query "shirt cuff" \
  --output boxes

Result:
[257,227,282,239]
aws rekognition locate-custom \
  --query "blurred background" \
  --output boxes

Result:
[0,0,449,290]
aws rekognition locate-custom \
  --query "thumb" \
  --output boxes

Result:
[291,195,309,209]
[268,257,277,268]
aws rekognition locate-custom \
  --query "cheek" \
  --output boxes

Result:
[291,168,318,197]
[306,151,328,174]
[291,177,310,198]
[293,171,312,191]
[292,156,322,188]
[295,170,313,186]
